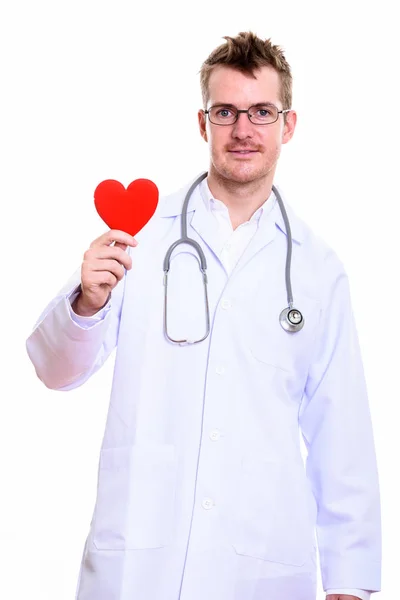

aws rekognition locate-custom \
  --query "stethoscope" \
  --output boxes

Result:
[163,172,304,345]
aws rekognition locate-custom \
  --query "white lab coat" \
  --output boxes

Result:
[26,174,381,600]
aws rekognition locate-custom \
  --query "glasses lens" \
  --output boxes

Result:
[208,106,237,125]
[248,104,279,124]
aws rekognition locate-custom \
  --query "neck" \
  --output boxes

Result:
[207,167,275,229]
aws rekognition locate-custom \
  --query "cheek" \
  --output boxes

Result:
[262,131,283,154]
[209,129,228,153]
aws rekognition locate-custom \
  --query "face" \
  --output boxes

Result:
[198,65,297,186]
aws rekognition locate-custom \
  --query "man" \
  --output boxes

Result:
[26,32,381,600]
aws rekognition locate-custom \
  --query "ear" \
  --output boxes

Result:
[282,110,297,145]
[198,109,208,142]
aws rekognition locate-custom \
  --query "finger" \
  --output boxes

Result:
[115,236,138,250]
[90,230,137,249]
[114,242,128,251]
[89,259,126,280]
[83,270,118,289]
[84,246,133,270]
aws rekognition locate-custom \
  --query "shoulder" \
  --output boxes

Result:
[131,175,202,246]
[156,173,206,218]
[285,195,345,271]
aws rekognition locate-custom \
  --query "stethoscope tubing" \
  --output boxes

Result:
[163,172,304,344]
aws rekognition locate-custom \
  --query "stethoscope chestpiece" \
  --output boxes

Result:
[279,307,305,333]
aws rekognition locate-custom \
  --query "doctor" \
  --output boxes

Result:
[26,32,381,600]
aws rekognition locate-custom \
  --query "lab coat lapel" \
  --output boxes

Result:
[189,191,225,267]
[189,184,277,274]
[229,202,278,277]
[158,174,225,269]
[159,176,303,277]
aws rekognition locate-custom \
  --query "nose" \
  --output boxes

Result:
[231,112,254,139]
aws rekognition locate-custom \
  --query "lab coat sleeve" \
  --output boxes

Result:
[26,266,126,391]
[298,249,381,593]
[67,287,111,328]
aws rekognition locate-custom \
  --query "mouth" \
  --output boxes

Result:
[229,149,258,155]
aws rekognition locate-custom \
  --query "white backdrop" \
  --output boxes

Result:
[1,0,398,598]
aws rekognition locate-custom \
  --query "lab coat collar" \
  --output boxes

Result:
[158,172,305,245]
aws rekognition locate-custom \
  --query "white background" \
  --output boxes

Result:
[1,0,398,598]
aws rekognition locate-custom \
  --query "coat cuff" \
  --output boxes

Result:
[325,588,371,600]
[67,286,111,329]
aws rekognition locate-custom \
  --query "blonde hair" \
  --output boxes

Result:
[200,32,293,110]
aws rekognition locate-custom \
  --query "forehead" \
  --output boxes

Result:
[207,65,281,107]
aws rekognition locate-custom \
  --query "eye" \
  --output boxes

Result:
[249,105,278,124]
[217,108,234,118]
[257,108,272,117]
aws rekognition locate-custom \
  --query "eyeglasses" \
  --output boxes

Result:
[204,103,290,126]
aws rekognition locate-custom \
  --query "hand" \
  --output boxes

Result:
[326,595,362,600]
[72,229,138,316]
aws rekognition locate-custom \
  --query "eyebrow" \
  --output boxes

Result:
[210,102,277,108]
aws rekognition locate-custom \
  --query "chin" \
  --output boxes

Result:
[217,163,267,184]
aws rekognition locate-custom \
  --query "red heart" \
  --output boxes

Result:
[94,178,159,237]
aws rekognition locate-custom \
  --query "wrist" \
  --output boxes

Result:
[71,293,110,317]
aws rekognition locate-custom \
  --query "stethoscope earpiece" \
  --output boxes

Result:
[279,307,305,333]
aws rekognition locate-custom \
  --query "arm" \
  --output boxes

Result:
[299,250,381,593]
[26,267,126,391]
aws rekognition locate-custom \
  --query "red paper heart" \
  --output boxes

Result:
[94,178,159,237]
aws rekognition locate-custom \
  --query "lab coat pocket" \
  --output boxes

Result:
[232,457,313,566]
[249,292,321,377]
[92,444,177,551]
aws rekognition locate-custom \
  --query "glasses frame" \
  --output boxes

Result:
[204,103,291,126]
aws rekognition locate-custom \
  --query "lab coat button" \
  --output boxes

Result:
[221,299,231,310]
[209,429,221,441]
[216,366,225,375]
[202,497,214,510]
